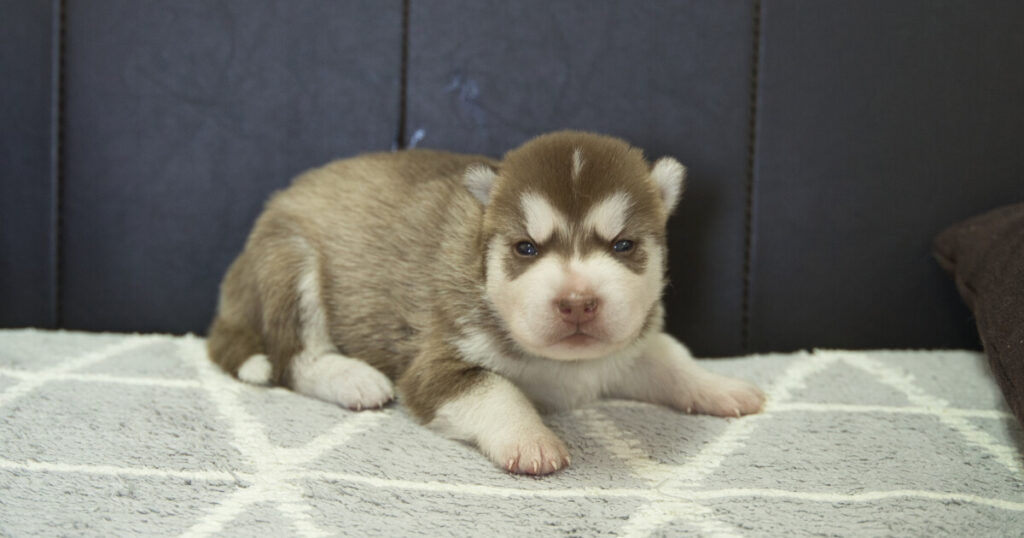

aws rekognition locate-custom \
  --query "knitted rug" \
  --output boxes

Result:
[1,329,1021,537]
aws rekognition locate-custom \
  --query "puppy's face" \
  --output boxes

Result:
[466,132,685,361]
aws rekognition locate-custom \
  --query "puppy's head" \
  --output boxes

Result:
[465,131,685,360]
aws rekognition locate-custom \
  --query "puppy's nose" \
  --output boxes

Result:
[555,295,599,324]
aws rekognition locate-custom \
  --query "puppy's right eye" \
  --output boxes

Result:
[514,241,539,257]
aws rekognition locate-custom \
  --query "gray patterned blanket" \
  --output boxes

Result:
[1,330,1021,536]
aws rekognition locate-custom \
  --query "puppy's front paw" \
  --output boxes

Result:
[483,427,571,476]
[684,373,765,418]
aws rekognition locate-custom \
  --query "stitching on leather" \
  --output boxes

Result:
[741,0,762,353]
[52,0,67,328]
[396,0,410,149]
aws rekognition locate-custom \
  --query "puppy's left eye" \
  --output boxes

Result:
[515,241,539,257]
[612,239,635,253]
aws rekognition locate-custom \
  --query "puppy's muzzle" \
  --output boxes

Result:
[555,295,600,324]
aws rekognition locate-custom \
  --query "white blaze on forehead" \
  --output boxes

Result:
[571,148,584,181]
[520,191,567,243]
[583,191,633,241]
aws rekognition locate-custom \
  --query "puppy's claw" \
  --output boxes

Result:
[681,374,766,418]
[487,427,569,475]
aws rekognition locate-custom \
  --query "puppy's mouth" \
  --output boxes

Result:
[528,318,638,361]
[552,325,603,347]
[558,332,598,346]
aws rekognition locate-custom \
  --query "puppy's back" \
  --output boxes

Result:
[208,149,495,382]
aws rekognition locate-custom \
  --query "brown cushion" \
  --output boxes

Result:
[934,203,1024,426]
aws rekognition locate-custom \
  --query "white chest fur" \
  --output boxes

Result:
[452,329,648,411]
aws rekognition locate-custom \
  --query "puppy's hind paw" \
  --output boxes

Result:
[331,360,395,411]
[291,352,395,410]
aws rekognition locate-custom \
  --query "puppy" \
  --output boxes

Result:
[207,131,765,475]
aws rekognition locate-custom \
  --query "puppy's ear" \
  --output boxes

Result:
[464,164,498,204]
[650,157,686,214]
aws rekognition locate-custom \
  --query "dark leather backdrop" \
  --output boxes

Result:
[3,0,1023,357]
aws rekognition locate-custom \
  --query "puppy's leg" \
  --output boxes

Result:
[608,333,765,417]
[433,374,571,475]
[399,348,569,475]
[258,236,394,410]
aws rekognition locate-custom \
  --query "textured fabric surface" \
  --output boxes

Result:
[934,202,1024,427]
[1,330,1022,537]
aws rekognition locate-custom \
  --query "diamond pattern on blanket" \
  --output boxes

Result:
[2,380,248,472]
[0,329,127,370]
[786,360,913,406]
[888,350,1015,411]
[238,385,370,449]
[701,496,1024,537]
[214,501,301,538]
[79,338,197,379]
[299,481,648,538]
[547,408,676,488]
[0,471,239,537]
[975,416,1024,454]
[590,403,735,468]
[697,352,802,390]
[308,407,499,481]
[307,407,660,491]
[701,411,1024,499]
[1,330,1022,538]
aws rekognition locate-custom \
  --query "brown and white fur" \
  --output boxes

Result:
[207,131,765,475]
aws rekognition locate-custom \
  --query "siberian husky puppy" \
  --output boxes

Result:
[207,131,764,475]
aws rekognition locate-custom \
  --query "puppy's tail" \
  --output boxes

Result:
[206,315,264,381]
